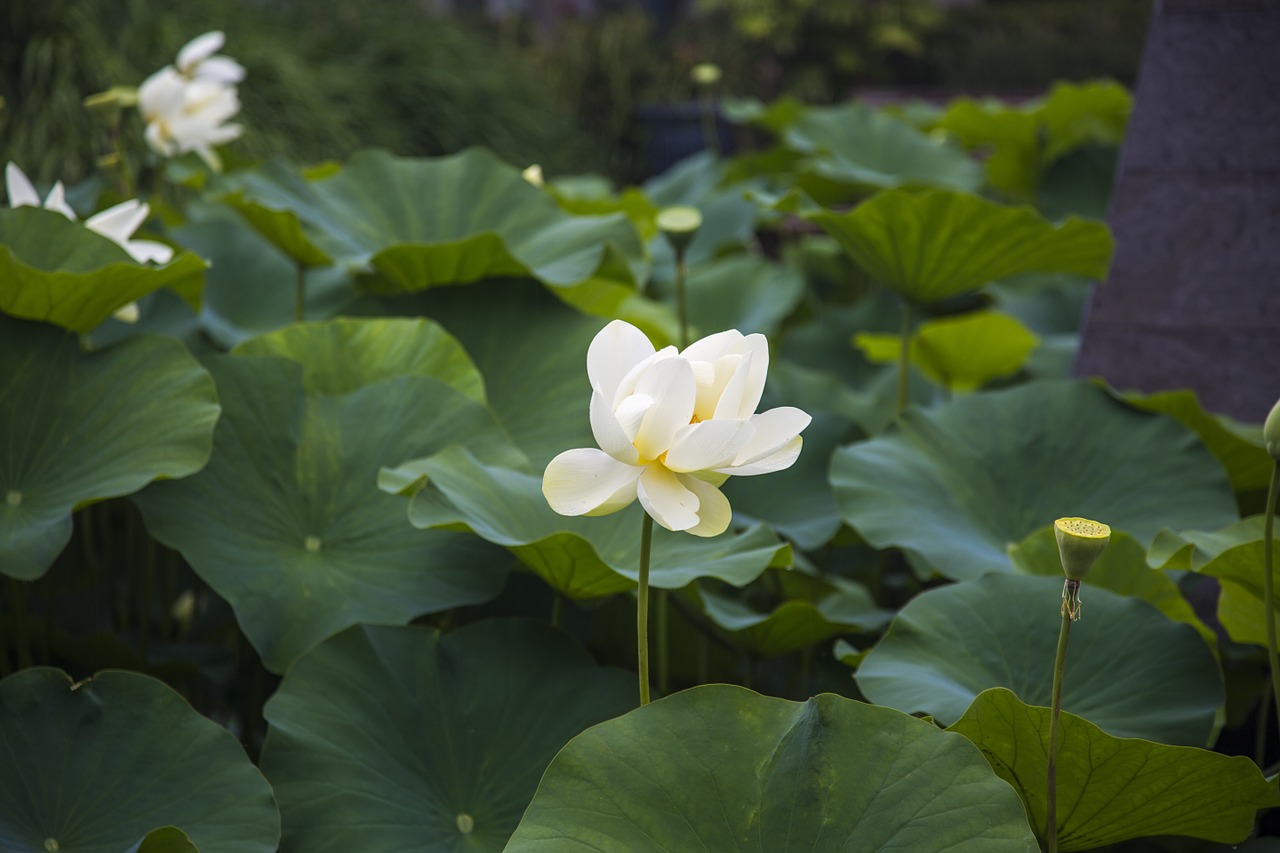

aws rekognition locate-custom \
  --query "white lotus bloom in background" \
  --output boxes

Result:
[5,162,172,266]
[543,320,811,537]
[175,31,246,84]
[5,162,76,220]
[138,31,244,171]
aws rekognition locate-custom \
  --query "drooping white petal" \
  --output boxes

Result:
[176,31,226,74]
[5,162,40,208]
[191,55,246,85]
[680,474,733,537]
[587,320,656,401]
[86,200,149,245]
[631,356,696,462]
[730,407,811,465]
[637,463,699,532]
[42,182,76,220]
[590,386,644,465]
[543,448,642,517]
[717,435,803,476]
[663,418,756,473]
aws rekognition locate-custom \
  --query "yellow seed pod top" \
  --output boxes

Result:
[1054,517,1111,581]
[1264,397,1280,460]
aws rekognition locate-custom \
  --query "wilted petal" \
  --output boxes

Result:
[543,448,642,517]
[590,386,644,465]
[176,31,226,74]
[5,162,40,208]
[637,463,699,532]
[587,320,655,401]
[632,356,696,461]
[664,418,756,473]
[680,474,733,537]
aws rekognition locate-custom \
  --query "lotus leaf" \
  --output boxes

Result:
[949,688,1278,850]
[506,684,1038,851]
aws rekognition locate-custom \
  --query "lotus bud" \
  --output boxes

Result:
[1264,397,1280,460]
[1054,517,1111,581]
[521,163,544,188]
[691,63,722,87]
[656,205,702,254]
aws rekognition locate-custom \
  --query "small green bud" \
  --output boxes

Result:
[656,205,703,254]
[1054,517,1111,581]
[1264,397,1280,460]
[691,63,722,87]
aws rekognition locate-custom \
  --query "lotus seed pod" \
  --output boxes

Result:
[656,205,703,254]
[691,63,722,86]
[1054,517,1111,581]
[1264,397,1280,460]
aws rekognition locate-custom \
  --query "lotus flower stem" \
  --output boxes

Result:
[550,593,562,629]
[294,262,306,323]
[1263,461,1280,750]
[1045,582,1075,853]
[0,600,10,676]
[657,589,670,695]
[139,535,157,662]
[675,247,690,349]
[637,512,654,705]
[896,300,912,413]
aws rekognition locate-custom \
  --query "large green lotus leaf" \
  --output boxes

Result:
[782,102,984,194]
[260,620,635,852]
[949,688,1277,851]
[173,204,360,348]
[506,683,1038,851]
[0,207,207,334]
[1185,531,1280,649]
[721,410,852,550]
[809,189,1113,304]
[1148,515,1265,571]
[132,355,517,672]
[938,81,1130,197]
[0,668,279,853]
[830,380,1239,581]
[0,316,219,580]
[856,574,1223,745]
[360,282,599,469]
[1008,527,1215,648]
[380,447,790,599]
[693,574,892,658]
[681,254,804,338]
[220,148,647,294]
[854,310,1039,393]
[233,316,485,400]
[1105,385,1272,498]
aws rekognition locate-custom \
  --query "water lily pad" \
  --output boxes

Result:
[783,102,983,194]
[0,207,206,334]
[380,447,790,599]
[830,380,1239,581]
[506,684,1038,851]
[0,667,279,853]
[133,320,521,672]
[0,315,219,580]
[219,148,646,295]
[857,574,1223,745]
[809,189,1113,304]
[693,574,891,658]
[260,620,635,852]
[854,310,1039,393]
[949,688,1277,850]
[1008,527,1214,648]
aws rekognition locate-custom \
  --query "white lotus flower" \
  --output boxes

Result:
[542,320,811,537]
[138,31,244,171]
